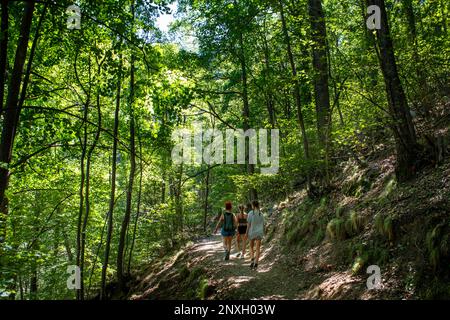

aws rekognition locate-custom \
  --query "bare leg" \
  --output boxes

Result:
[236,234,241,252]
[242,235,247,256]
[222,237,227,251]
[255,239,261,264]
[226,237,232,253]
[249,239,255,261]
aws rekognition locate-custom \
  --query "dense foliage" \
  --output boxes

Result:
[0,0,448,299]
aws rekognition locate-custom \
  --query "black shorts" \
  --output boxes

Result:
[237,225,247,235]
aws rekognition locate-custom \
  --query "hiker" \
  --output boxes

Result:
[246,200,265,270]
[235,204,248,258]
[214,201,237,261]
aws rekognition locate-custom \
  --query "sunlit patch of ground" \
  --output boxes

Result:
[303,271,364,299]
[226,276,255,291]
[254,295,286,300]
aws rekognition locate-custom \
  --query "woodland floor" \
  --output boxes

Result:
[129,230,389,300]
[128,159,450,300]
[127,101,450,300]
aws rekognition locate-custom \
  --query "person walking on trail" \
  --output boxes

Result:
[246,200,265,270]
[235,204,248,258]
[214,201,237,261]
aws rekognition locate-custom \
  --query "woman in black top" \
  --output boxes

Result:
[235,204,248,258]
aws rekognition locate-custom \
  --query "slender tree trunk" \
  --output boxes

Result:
[127,127,142,274]
[161,112,167,204]
[203,164,211,234]
[100,45,122,299]
[75,51,91,301]
[308,0,332,184]
[30,239,39,300]
[88,214,107,296]
[231,0,257,201]
[118,4,136,289]
[262,16,276,129]
[76,96,88,300]
[175,163,184,234]
[236,24,257,201]
[30,268,38,300]
[17,2,47,115]
[0,0,8,115]
[279,0,313,192]
[80,85,102,300]
[368,0,420,181]
[0,0,35,252]
[19,275,24,300]
[403,0,428,115]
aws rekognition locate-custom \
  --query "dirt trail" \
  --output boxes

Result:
[131,231,370,300]
[187,234,303,299]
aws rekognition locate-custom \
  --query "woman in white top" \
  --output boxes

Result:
[246,200,264,270]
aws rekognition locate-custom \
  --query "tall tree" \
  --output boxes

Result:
[101,43,123,299]
[0,0,8,114]
[279,0,313,192]
[368,0,421,181]
[234,0,258,201]
[117,1,137,292]
[308,0,332,184]
[0,0,35,247]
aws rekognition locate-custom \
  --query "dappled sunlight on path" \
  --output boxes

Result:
[188,234,299,300]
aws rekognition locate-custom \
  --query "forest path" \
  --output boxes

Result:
[182,234,308,300]
[131,214,370,300]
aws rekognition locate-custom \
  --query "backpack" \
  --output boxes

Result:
[223,212,235,232]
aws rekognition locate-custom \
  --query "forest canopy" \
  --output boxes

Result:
[0,0,448,300]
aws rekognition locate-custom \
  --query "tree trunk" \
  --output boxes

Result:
[0,0,9,115]
[262,16,276,129]
[100,45,122,299]
[203,164,211,234]
[237,23,257,201]
[76,96,88,300]
[279,0,313,192]
[118,6,136,289]
[0,0,35,251]
[127,126,142,274]
[368,0,420,181]
[80,84,102,300]
[403,0,427,115]
[308,0,332,184]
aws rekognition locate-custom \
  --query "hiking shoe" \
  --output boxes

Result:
[253,263,258,270]
[225,251,230,261]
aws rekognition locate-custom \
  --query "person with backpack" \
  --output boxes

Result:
[235,204,248,258]
[246,200,265,270]
[214,201,237,261]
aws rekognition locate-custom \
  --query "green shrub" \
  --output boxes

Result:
[374,213,384,235]
[197,278,210,300]
[326,218,346,241]
[384,217,394,241]
[426,223,449,271]
[374,213,394,241]
[179,265,190,280]
[351,255,368,275]
[314,228,325,243]
[344,210,364,237]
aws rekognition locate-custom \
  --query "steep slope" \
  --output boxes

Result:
[127,100,450,300]
[127,152,450,300]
